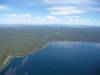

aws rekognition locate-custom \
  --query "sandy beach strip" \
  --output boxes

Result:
[3,56,12,66]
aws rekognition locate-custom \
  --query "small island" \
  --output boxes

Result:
[0,26,100,70]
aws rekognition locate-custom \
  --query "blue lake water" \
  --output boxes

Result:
[1,41,100,75]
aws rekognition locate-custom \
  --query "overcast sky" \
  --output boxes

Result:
[0,0,100,26]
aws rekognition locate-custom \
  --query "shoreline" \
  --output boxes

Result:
[0,56,13,72]
[0,42,50,72]
[3,56,12,66]
[0,41,98,72]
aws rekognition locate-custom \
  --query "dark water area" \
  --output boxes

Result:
[1,41,100,75]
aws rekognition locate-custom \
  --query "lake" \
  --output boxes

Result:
[1,41,100,75]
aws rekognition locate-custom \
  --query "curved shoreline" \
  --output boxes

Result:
[3,56,12,66]
[0,42,50,72]
[0,56,14,72]
[1,41,100,72]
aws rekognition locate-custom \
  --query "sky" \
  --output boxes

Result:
[0,0,100,26]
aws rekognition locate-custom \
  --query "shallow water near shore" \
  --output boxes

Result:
[1,41,100,75]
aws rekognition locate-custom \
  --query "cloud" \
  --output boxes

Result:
[46,16,59,21]
[60,16,90,25]
[9,13,32,18]
[25,13,32,16]
[44,0,99,5]
[64,16,80,19]
[46,15,56,19]
[48,6,85,15]
[0,14,58,24]
[86,7,100,12]
[10,14,17,17]
[44,0,68,4]
[2,13,34,24]
[0,5,7,10]
[0,13,99,26]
